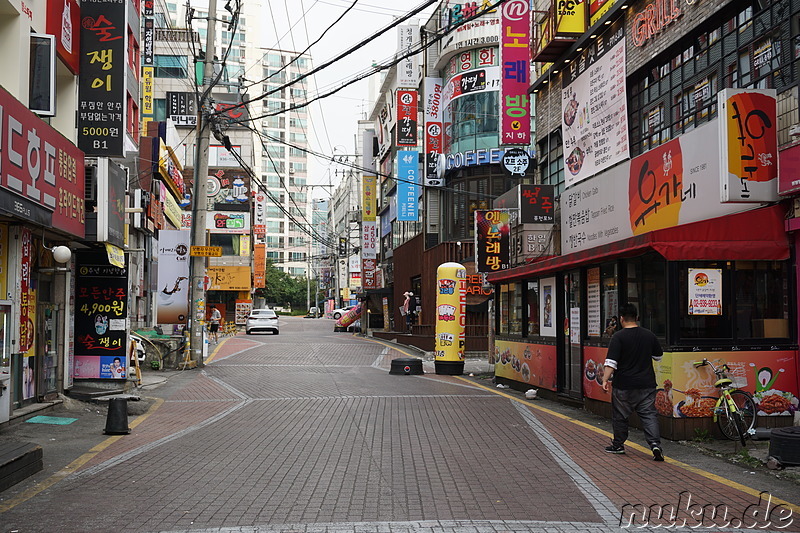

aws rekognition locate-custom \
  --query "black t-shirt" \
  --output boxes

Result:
[605,326,662,390]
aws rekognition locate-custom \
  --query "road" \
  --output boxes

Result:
[0,316,799,532]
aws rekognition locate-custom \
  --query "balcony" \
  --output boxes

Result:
[531,2,587,63]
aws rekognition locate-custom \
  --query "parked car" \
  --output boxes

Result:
[246,308,279,335]
[331,305,356,320]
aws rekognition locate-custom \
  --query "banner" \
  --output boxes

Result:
[500,0,531,145]
[688,268,722,315]
[156,230,190,324]
[424,77,444,187]
[78,0,127,156]
[718,88,779,203]
[562,119,756,254]
[396,90,418,146]
[562,20,628,188]
[474,209,511,272]
[253,190,267,237]
[142,18,154,65]
[362,220,377,259]
[74,252,128,379]
[397,150,419,221]
[253,244,266,288]
[362,175,377,222]
[397,25,419,87]
[495,340,557,391]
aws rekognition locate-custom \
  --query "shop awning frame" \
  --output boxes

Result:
[488,204,790,283]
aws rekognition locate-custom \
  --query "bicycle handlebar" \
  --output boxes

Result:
[693,358,728,375]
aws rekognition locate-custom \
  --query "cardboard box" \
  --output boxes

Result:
[752,319,789,338]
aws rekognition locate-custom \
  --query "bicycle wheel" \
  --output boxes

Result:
[717,390,756,445]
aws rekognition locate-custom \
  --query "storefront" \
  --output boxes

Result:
[489,113,798,440]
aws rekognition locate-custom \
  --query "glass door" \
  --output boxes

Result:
[560,271,582,398]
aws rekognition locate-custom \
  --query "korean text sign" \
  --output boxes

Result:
[718,89,779,203]
[78,0,126,157]
[74,252,128,379]
[561,19,629,188]
[396,90,418,147]
[0,86,86,238]
[475,209,511,272]
[424,77,444,187]
[500,0,531,145]
[397,150,420,221]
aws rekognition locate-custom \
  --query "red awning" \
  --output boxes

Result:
[488,204,790,282]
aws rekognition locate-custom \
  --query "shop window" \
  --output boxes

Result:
[526,280,539,336]
[498,282,523,336]
[734,261,789,339]
[678,262,733,340]
[626,254,667,338]
[209,233,237,255]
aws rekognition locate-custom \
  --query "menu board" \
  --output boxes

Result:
[561,19,629,188]
[587,268,601,336]
[74,252,128,379]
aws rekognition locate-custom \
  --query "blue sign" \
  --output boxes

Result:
[397,150,419,221]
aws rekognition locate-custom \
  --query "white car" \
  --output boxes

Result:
[331,305,355,320]
[245,308,279,335]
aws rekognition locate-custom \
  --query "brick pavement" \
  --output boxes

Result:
[1,319,798,532]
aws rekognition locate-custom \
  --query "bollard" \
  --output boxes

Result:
[389,357,424,375]
[104,397,130,435]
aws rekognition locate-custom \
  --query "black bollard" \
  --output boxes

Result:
[104,397,131,435]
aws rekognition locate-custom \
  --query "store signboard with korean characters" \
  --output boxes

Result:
[718,89,779,203]
[561,20,629,188]
[78,0,127,157]
[562,120,754,254]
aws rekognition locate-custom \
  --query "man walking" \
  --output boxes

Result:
[600,303,664,461]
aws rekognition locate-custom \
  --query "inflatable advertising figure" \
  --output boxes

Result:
[435,262,466,375]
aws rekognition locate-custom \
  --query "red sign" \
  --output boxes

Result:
[19,228,33,354]
[46,0,81,74]
[0,86,85,238]
[396,90,418,146]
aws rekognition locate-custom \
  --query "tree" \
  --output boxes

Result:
[254,261,316,310]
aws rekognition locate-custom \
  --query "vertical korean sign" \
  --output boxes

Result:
[475,209,511,272]
[74,252,128,379]
[157,230,190,324]
[253,243,266,288]
[397,151,419,222]
[78,0,126,157]
[397,25,419,88]
[424,77,444,187]
[396,90,418,147]
[362,175,377,289]
[500,0,531,146]
[718,88,779,203]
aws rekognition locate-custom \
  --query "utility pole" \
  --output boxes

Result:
[188,0,218,367]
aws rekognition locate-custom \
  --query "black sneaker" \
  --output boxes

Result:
[652,446,664,461]
[605,445,625,454]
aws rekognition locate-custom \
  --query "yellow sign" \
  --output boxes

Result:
[190,246,223,257]
[556,1,587,33]
[362,175,377,222]
[105,243,125,268]
[162,183,183,229]
[207,266,251,291]
[141,66,154,114]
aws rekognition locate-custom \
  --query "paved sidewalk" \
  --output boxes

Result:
[1,324,798,532]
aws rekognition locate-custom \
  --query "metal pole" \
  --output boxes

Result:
[188,0,218,367]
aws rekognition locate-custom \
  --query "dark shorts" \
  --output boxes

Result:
[209,323,219,332]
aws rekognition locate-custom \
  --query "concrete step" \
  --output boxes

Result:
[0,440,43,492]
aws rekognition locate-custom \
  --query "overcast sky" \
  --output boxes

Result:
[258,0,437,196]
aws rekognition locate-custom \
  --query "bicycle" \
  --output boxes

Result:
[693,358,757,446]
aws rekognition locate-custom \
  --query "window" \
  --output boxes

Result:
[289,117,307,128]
[734,261,789,340]
[265,145,284,158]
[154,98,166,122]
[265,206,282,217]
[290,88,306,99]
[289,147,305,157]
[290,132,307,143]
[127,94,139,142]
[289,252,305,261]
[498,283,523,336]
[128,30,140,76]
[289,267,306,276]
[538,131,564,197]
[526,281,540,336]
[263,116,284,128]
[266,221,283,233]
[154,55,188,78]
[289,175,306,187]
[267,251,282,260]
[209,234,238,255]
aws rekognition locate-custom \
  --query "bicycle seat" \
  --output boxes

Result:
[714,377,733,388]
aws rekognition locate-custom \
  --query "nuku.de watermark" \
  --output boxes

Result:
[619,491,794,529]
